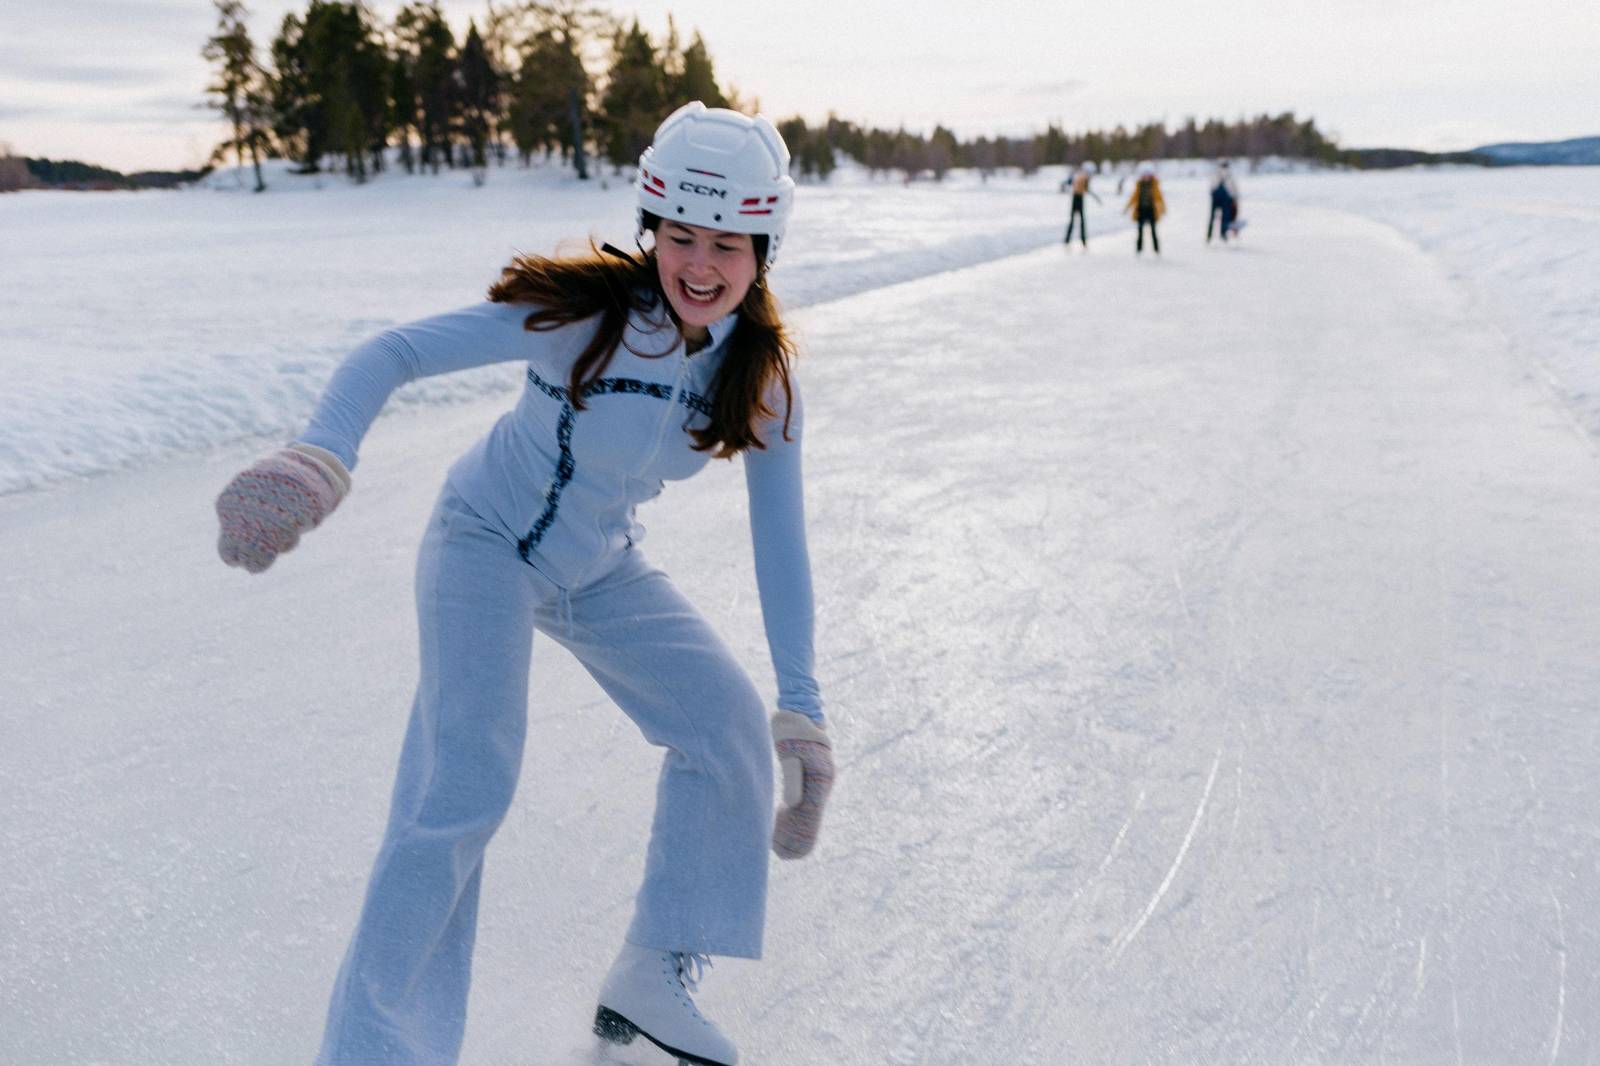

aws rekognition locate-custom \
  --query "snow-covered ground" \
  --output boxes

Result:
[1248,165,1600,441]
[3,163,1599,1064]
[4,161,1597,497]
[0,160,1079,495]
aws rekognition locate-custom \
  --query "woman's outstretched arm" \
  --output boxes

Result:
[298,300,562,470]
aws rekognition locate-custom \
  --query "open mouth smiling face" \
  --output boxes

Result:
[654,220,758,340]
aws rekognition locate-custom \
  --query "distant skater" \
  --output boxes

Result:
[1207,160,1240,243]
[1125,162,1165,254]
[1063,164,1101,246]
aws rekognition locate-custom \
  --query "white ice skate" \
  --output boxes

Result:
[593,943,738,1065]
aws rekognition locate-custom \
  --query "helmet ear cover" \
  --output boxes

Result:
[640,211,771,276]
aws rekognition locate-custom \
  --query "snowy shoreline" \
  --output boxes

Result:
[2,163,1596,496]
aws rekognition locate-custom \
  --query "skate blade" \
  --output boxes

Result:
[591,1005,732,1066]
[593,1006,639,1046]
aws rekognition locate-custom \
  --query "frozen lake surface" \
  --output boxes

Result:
[2,162,1598,1064]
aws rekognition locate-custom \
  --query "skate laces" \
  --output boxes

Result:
[672,952,712,995]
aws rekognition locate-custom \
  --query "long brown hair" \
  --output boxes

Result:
[485,241,796,458]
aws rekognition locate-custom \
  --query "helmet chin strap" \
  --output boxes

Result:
[599,241,643,267]
[601,234,736,353]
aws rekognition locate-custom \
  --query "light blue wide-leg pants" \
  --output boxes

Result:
[315,490,773,1065]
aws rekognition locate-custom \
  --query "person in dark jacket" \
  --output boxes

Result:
[1207,160,1240,243]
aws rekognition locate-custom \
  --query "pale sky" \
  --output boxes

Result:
[4,0,1597,172]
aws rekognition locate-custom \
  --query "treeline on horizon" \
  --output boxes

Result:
[0,0,1489,193]
[193,0,1372,193]
[198,0,751,191]
[2,156,205,190]
[810,112,1350,179]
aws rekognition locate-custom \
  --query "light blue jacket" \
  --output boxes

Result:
[297,299,822,721]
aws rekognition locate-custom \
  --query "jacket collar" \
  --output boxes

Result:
[703,311,738,354]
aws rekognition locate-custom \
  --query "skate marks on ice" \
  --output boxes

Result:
[4,196,1600,1066]
[1106,744,1224,965]
[486,1026,709,1066]
[743,200,1600,1063]
[513,1040,684,1066]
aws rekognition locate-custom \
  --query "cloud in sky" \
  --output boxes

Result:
[14,0,197,34]
[969,79,1088,100]
[1017,80,1089,99]
[3,0,1598,170]
[78,97,218,126]
[0,52,167,89]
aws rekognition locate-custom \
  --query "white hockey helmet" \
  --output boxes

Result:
[636,101,796,270]
[1136,160,1156,177]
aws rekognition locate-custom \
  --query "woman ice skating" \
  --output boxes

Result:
[214,101,834,1066]
[1207,159,1240,243]
[1124,161,1166,254]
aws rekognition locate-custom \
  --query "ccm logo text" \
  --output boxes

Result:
[678,181,727,199]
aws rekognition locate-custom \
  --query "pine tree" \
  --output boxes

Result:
[389,40,420,173]
[927,125,959,180]
[674,30,727,109]
[1172,116,1199,159]
[776,117,832,180]
[397,1,457,171]
[269,12,322,171]
[263,1,389,179]
[508,30,574,161]
[552,1,604,180]
[1038,122,1067,166]
[203,0,272,191]
[503,2,598,177]
[598,19,665,170]
[863,127,894,176]
[479,0,521,164]
[777,117,809,174]
[356,21,392,174]
[889,128,923,181]
[806,128,835,179]
[970,136,996,180]
[457,21,497,171]
[1011,137,1039,175]
[659,15,684,103]
[297,1,387,181]
[826,115,864,166]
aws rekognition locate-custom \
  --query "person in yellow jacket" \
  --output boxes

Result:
[1124,161,1166,254]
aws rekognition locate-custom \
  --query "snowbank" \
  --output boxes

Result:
[0,158,1078,495]
[3,162,1596,498]
[1246,165,1600,439]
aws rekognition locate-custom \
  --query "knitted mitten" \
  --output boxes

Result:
[771,710,834,860]
[216,444,351,573]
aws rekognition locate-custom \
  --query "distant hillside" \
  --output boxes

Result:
[23,158,209,190]
[1346,147,1492,169]
[1470,136,1600,166]
[1346,135,1600,170]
